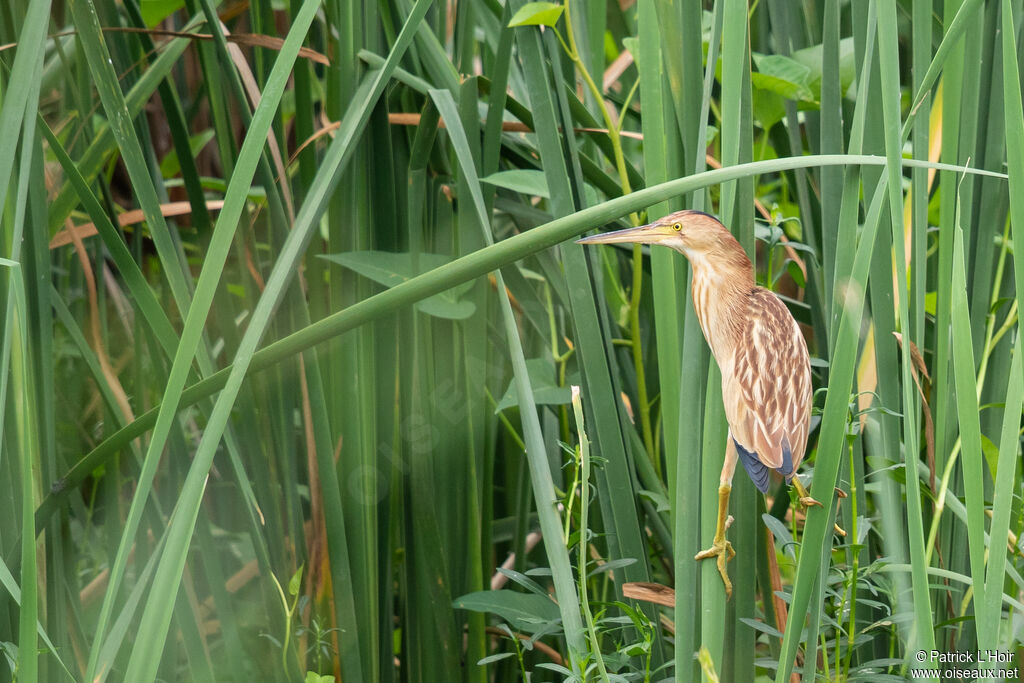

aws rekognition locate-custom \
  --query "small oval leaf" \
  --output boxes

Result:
[508,2,564,27]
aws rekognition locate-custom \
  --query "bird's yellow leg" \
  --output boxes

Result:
[696,441,737,598]
[791,477,847,537]
[695,483,736,598]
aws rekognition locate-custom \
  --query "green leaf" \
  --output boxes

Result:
[507,2,564,28]
[751,54,816,103]
[786,259,806,288]
[980,433,1000,481]
[790,37,858,98]
[738,617,784,639]
[159,129,215,178]
[321,251,477,320]
[288,565,303,597]
[304,672,334,683]
[638,488,670,512]
[751,89,786,131]
[140,0,185,27]
[495,568,550,598]
[587,558,637,577]
[494,358,572,412]
[480,169,550,198]
[453,590,561,634]
[762,513,796,559]
[925,291,937,316]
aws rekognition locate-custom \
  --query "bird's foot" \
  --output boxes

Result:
[792,480,847,536]
[695,537,736,599]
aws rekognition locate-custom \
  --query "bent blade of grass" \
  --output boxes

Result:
[119,2,430,679]
[86,0,324,677]
[37,155,1008,533]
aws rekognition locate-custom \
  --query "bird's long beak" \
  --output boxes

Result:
[576,222,674,245]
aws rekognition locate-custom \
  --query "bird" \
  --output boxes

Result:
[578,209,828,598]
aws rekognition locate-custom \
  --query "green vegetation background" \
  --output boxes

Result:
[1,0,1023,681]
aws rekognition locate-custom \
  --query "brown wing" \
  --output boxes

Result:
[722,288,812,473]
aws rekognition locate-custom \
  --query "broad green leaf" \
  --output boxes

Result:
[508,2,564,28]
[140,0,185,26]
[321,251,476,320]
[751,54,816,103]
[786,259,806,288]
[751,89,787,131]
[790,37,858,98]
[453,590,561,634]
[481,169,550,198]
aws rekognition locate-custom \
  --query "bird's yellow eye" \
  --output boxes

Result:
[672,222,682,232]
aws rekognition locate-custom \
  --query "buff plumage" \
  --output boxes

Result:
[578,209,825,598]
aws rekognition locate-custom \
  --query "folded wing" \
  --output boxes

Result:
[722,289,812,485]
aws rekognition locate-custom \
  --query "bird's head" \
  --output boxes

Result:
[577,209,750,274]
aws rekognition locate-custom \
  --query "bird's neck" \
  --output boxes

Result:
[689,257,754,362]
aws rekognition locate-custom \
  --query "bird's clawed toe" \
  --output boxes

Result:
[793,483,847,537]
[695,538,736,599]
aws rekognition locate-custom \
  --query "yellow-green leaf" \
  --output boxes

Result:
[508,2,564,27]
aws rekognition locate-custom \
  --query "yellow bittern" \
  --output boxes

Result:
[579,209,822,597]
